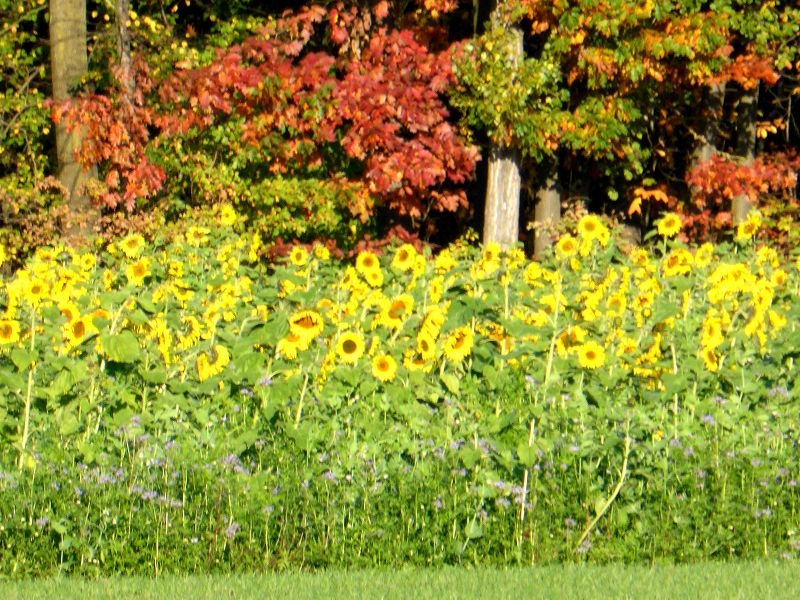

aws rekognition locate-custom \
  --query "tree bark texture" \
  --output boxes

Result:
[50,0,97,240]
[484,144,522,248]
[732,86,759,225]
[691,83,726,168]
[533,166,561,258]
[482,26,523,249]
[115,0,134,100]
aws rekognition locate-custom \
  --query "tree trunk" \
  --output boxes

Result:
[115,0,134,100]
[533,164,561,258]
[732,86,759,225]
[482,26,523,249]
[50,0,97,242]
[484,144,522,248]
[691,83,726,169]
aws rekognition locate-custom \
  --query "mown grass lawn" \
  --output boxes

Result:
[3,561,800,600]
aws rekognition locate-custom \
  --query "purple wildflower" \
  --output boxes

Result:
[701,414,716,426]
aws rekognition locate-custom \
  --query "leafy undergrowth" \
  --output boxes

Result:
[0,207,798,576]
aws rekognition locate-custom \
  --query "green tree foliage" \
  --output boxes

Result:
[1,0,799,262]
[52,3,479,248]
[0,0,66,267]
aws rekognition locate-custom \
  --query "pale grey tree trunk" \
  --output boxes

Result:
[482,26,523,249]
[484,144,522,248]
[50,0,97,241]
[732,86,759,225]
[533,164,561,258]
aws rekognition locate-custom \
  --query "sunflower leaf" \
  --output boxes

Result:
[100,330,142,363]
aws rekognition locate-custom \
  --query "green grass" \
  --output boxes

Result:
[3,561,800,600]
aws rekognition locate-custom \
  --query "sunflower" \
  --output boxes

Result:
[481,241,502,264]
[363,267,385,288]
[555,234,579,259]
[0,320,21,345]
[21,277,49,307]
[434,248,457,274]
[420,307,446,339]
[251,304,270,321]
[656,213,682,237]
[77,252,97,272]
[662,248,693,277]
[0,244,6,267]
[355,251,380,276]
[277,333,309,360]
[376,294,414,330]
[197,344,231,382]
[218,203,238,226]
[404,351,433,373]
[289,246,309,267]
[694,243,714,268]
[770,269,788,287]
[335,331,365,364]
[756,246,779,269]
[427,276,445,304]
[90,307,111,325]
[186,226,211,247]
[313,244,331,261]
[556,325,587,357]
[169,281,195,305]
[506,247,526,270]
[372,354,398,382]
[523,261,545,287]
[289,310,324,342]
[442,326,474,363]
[412,254,426,278]
[576,341,606,369]
[768,309,787,331]
[604,293,627,318]
[615,336,638,357]
[151,317,173,365]
[701,317,725,350]
[701,347,720,372]
[417,331,437,361]
[177,315,203,350]
[736,211,761,241]
[58,300,81,323]
[102,269,116,290]
[576,215,606,241]
[119,233,146,258]
[63,316,98,350]
[125,259,151,287]
[392,244,418,272]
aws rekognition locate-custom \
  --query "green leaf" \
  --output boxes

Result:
[140,368,167,385]
[440,373,461,396]
[100,330,142,363]
[465,519,484,540]
[136,296,160,314]
[459,446,483,469]
[45,366,86,400]
[594,496,607,517]
[10,348,35,371]
[517,443,538,468]
[0,369,25,392]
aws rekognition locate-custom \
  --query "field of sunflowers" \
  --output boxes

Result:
[0,205,799,575]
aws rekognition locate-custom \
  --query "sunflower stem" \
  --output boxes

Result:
[18,311,37,472]
[574,415,631,554]
[294,374,310,429]
[543,280,562,390]
[519,417,535,534]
